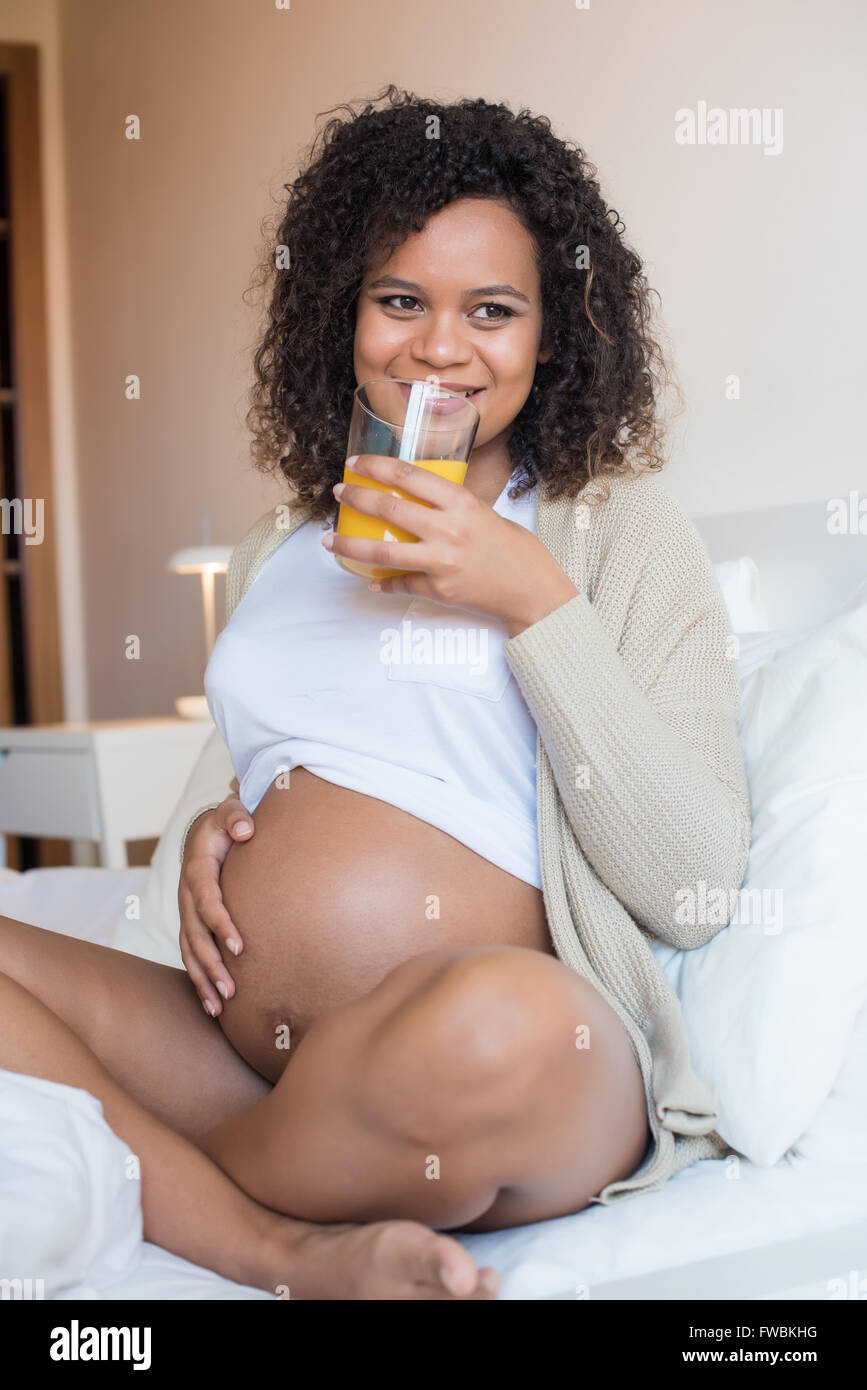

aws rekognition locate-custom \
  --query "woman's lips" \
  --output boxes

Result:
[394,381,485,414]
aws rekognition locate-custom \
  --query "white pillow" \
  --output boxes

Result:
[792,999,867,1165]
[113,725,234,968]
[713,556,769,632]
[652,578,867,1166]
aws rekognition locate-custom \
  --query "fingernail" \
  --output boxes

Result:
[203,999,217,1018]
[235,821,252,836]
[346,455,359,468]
[439,1265,462,1297]
[216,981,229,1000]
[480,1269,498,1295]
[226,938,240,956]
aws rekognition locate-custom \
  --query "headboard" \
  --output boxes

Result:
[693,496,866,632]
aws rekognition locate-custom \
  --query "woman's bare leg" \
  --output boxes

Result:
[0,914,270,1141]
[0,967,294,1291]
[201,944,650,1231]
[0,922,646,1285]
[0,918,498,1299]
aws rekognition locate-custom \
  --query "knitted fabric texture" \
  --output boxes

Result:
[180,471,752,1203]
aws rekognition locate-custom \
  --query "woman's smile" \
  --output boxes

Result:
[394,379,487,415]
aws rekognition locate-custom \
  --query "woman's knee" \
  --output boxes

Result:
[385,944,597,1059]
[354,946,578,1142]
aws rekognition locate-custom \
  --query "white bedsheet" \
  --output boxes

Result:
[1,864,865,1301]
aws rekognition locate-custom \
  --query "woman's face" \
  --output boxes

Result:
[354,197,551,460]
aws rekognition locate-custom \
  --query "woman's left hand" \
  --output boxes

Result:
[323,454,579,638]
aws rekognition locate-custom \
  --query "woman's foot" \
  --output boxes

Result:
[262,1214,500,1300]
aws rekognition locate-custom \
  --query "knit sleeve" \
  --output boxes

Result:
[501,497,752,950]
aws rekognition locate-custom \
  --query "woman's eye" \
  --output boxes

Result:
[377,295,514,322]
[473,303,514,321]
[379,295,421,311]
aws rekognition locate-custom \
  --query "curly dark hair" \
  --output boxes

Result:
[243,84,683,526]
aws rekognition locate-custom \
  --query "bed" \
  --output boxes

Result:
[1,493,865,1301]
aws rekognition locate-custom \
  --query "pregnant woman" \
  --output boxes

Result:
[0,87,751,1300]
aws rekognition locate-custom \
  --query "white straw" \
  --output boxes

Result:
[398,380,426,461]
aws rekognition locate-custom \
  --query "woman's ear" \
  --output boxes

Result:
[537,337,553,365]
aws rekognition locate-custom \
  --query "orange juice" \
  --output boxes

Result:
[334,457,469,580]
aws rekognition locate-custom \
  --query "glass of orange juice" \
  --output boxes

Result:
[334,377,481,580]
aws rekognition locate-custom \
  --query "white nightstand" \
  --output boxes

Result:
[0,718,215,868]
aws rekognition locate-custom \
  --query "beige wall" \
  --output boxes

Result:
[4,0,865,718]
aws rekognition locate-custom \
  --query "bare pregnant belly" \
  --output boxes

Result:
[216,767,553,1083]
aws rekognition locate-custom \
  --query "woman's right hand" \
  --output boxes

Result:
[178,798,254,1018]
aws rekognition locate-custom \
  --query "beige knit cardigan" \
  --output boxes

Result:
[180,469,752,1205]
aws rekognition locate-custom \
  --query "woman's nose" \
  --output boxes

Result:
[411,314,473,366]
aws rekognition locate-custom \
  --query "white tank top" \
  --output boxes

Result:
[204,472,541,888]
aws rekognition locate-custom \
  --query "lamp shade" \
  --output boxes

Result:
[167,544,233,718]
[167,545,232,575]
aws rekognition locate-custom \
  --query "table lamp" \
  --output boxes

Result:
[167,513,232,719]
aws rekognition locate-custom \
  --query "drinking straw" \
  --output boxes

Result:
[398,380,427,462]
